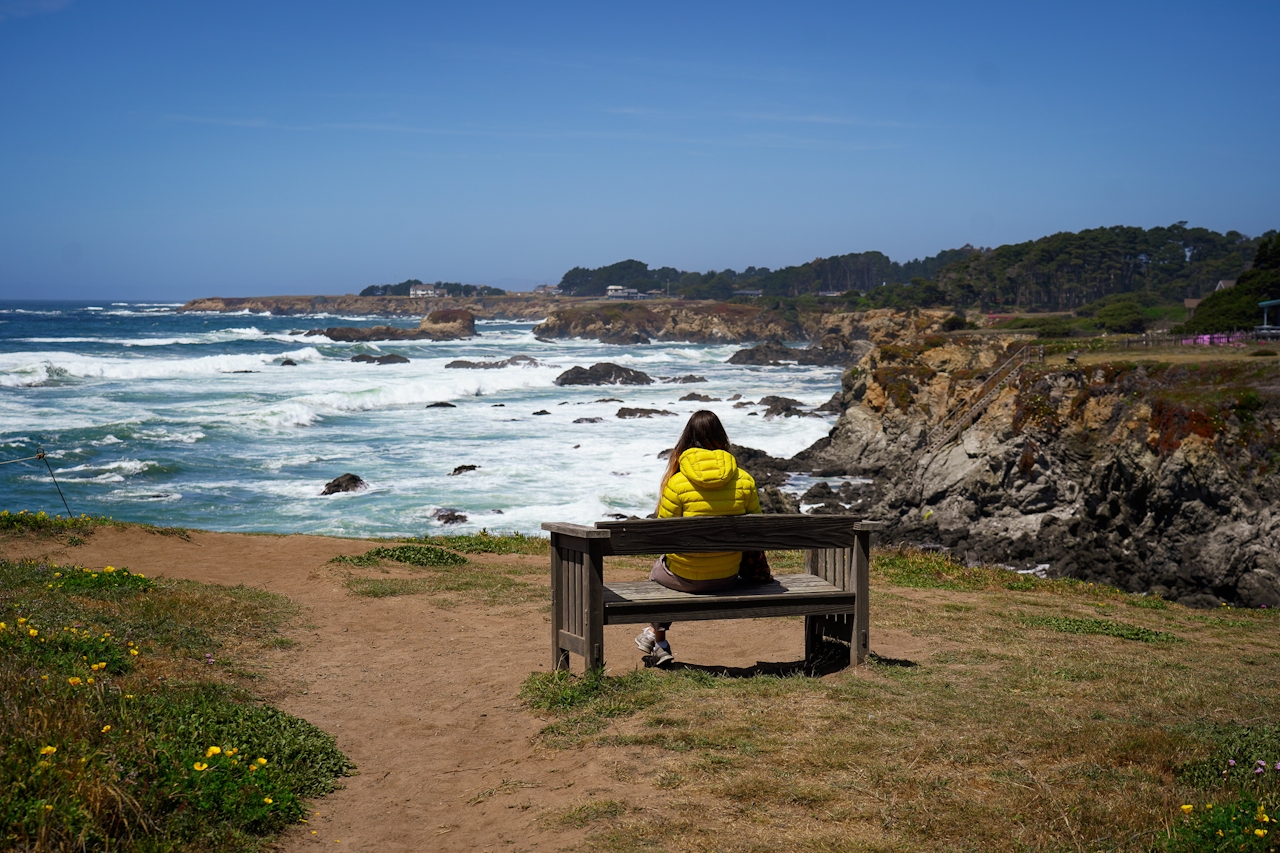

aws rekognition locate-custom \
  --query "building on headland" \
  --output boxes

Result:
[606,285,647,300]
[408,284,443,298]
[1184,298,1202,319]
[533,284,561,295]
[1216,279,1237,292]
[1260,299,1280,339]
[735,289,763,298]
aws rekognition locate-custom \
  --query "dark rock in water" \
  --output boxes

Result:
[603,512,629,520]
[758,485,800,515]
[662,375,707,384]
[732,400,756,408]
[375,354,409,365]
[731,443,795,489]
[617,407,677,419]
[426,401,456,408]
[800,482,838,503]
[679,392,720,402]
[446,355,539,369]
[727,394,742,401]
[532,410,551,416]
[491,403,505,407]
[555,363,653,386]
[322,473,366,495]
[758,395,818,419]
[280,359,297,366]
[574,417,604,424]
[727,341,796,365]
[595,398,624,403]
[432,508,467,525]
[350,354,378,363]
[449,465,478,476]
[230,370,258,374]
[599,330,651,345]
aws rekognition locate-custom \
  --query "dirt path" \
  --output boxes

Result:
[9,527,879,852]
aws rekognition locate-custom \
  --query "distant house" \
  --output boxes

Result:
[1261,299,1280,338]
[606,286,642,300]
[735,289,763,298]
[817,291,845,297]
[533,284,561,295]
[409,284,442,298]
[1215,279,1237,292]
[1184,298,1202,318]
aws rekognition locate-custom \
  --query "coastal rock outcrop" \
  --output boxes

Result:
[307,309,476,343]
[534,303,803,344]
[790,338,1280,606]
[554,363,653,386]
[446,355,539,369]
[728,337,872,367]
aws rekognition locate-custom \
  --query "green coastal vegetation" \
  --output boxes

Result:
[554,224,1280,336]
[358,279,506,298]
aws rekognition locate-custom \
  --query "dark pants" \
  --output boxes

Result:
[649,556,737,630]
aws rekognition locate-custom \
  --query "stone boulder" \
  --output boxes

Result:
[554,363,654,386]
[445,355,539,369]
[617,408,677,419]
[758,485,801,515]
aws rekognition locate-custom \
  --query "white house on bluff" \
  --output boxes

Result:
[409,284,443,298]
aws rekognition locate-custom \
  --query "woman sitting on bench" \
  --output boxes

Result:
[635,410,760,666]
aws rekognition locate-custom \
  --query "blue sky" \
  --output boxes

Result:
[1,1,1277,300]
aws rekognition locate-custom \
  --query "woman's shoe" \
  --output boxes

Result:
[634,627,658,654]
[652,641,674,667]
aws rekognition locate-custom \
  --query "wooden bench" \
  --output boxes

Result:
[540,515,878,672]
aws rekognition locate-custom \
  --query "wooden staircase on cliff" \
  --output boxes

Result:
[924,345,1043,455]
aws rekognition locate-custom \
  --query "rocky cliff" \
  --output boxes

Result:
[304,310,477,342]
[795,339,1280,607]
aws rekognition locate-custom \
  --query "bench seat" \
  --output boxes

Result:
[602,574,858,624]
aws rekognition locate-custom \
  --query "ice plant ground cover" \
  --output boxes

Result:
[521,548,1280,852]
[0,554,352,851]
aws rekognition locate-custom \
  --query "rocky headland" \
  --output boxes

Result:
[304,309,477,342]
[179,294,549,320]
[789,334,1280,608]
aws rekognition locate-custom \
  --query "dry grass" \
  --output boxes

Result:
[523,549,1280,852]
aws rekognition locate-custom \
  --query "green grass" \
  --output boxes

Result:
[1020,614,1185,644]
[0,558,352,852]
[329,544,468,568]
[412,531,549,555]
[0,510,117,537]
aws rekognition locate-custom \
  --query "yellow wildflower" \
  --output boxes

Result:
[40,675,47,681]
[193,762,208,772]
[18,617,26,625]
[206,746,222,757]
[264,797,273,804]
[1180,805,1193,814]
[105,566,115,573]
[39,746,56,756]
[44,804,53,812]
[256,757,267,766]
[101,725,111,733]
[1257,829,1268,837]
[67,677,81,686]
[28,629,38,637]
[124,694,134,699]
[248,765,257,772]
[130,649,139,655]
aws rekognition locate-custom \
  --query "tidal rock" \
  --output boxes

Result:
[280,359,297,366]
[574,417,604,423]
[758,485,801,515]
[662,375,707,384]
[432,508,467,525]
[376,354,409,365]
[617,408,677,419]
[729,444,794,489]
[350,354,377,363]
[449,465,478,476]
[595,398,624,403]
[426,402,456,408]
[679,392,720,402]
[532,410,551,416]
[321,473,366,495]
[758,395,817,418]
[445,354,539,369]
[599,330,651,345]
[308,309,476,343]
[727,341,796,365]
[554,363,654,386]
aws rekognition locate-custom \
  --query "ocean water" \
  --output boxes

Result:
[0,301,844,537]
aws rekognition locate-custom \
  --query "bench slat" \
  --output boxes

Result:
[600,574,857,625]
[594,515,880,555]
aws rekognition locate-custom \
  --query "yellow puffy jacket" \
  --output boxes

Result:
[657,448,761,581]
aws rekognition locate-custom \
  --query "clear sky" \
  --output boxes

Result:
[1,0,1277,301]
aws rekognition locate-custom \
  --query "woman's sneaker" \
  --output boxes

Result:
[634,627,658,654]
[652,641,674,667]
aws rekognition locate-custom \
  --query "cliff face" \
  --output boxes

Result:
[304,310,477,342]
[532,302,803,344]
[797,342,1280,607]
[179,295,549,320]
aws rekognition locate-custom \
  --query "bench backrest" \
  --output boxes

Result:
[588,515,879,555]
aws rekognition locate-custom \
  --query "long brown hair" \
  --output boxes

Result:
[659,410,731,495]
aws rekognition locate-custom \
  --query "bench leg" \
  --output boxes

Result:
[583,539,605,671]
[805,614,853,671]
[550,543,570,671]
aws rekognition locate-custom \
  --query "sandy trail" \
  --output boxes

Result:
[9,527,853,852]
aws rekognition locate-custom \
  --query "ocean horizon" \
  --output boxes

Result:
[1,300,846,537]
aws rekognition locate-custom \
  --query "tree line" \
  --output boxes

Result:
[359,280,506,298]
[556,223,1273,317]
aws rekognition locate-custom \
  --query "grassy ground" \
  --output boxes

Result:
[522,549,1280,852]
[0,540,353,851]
